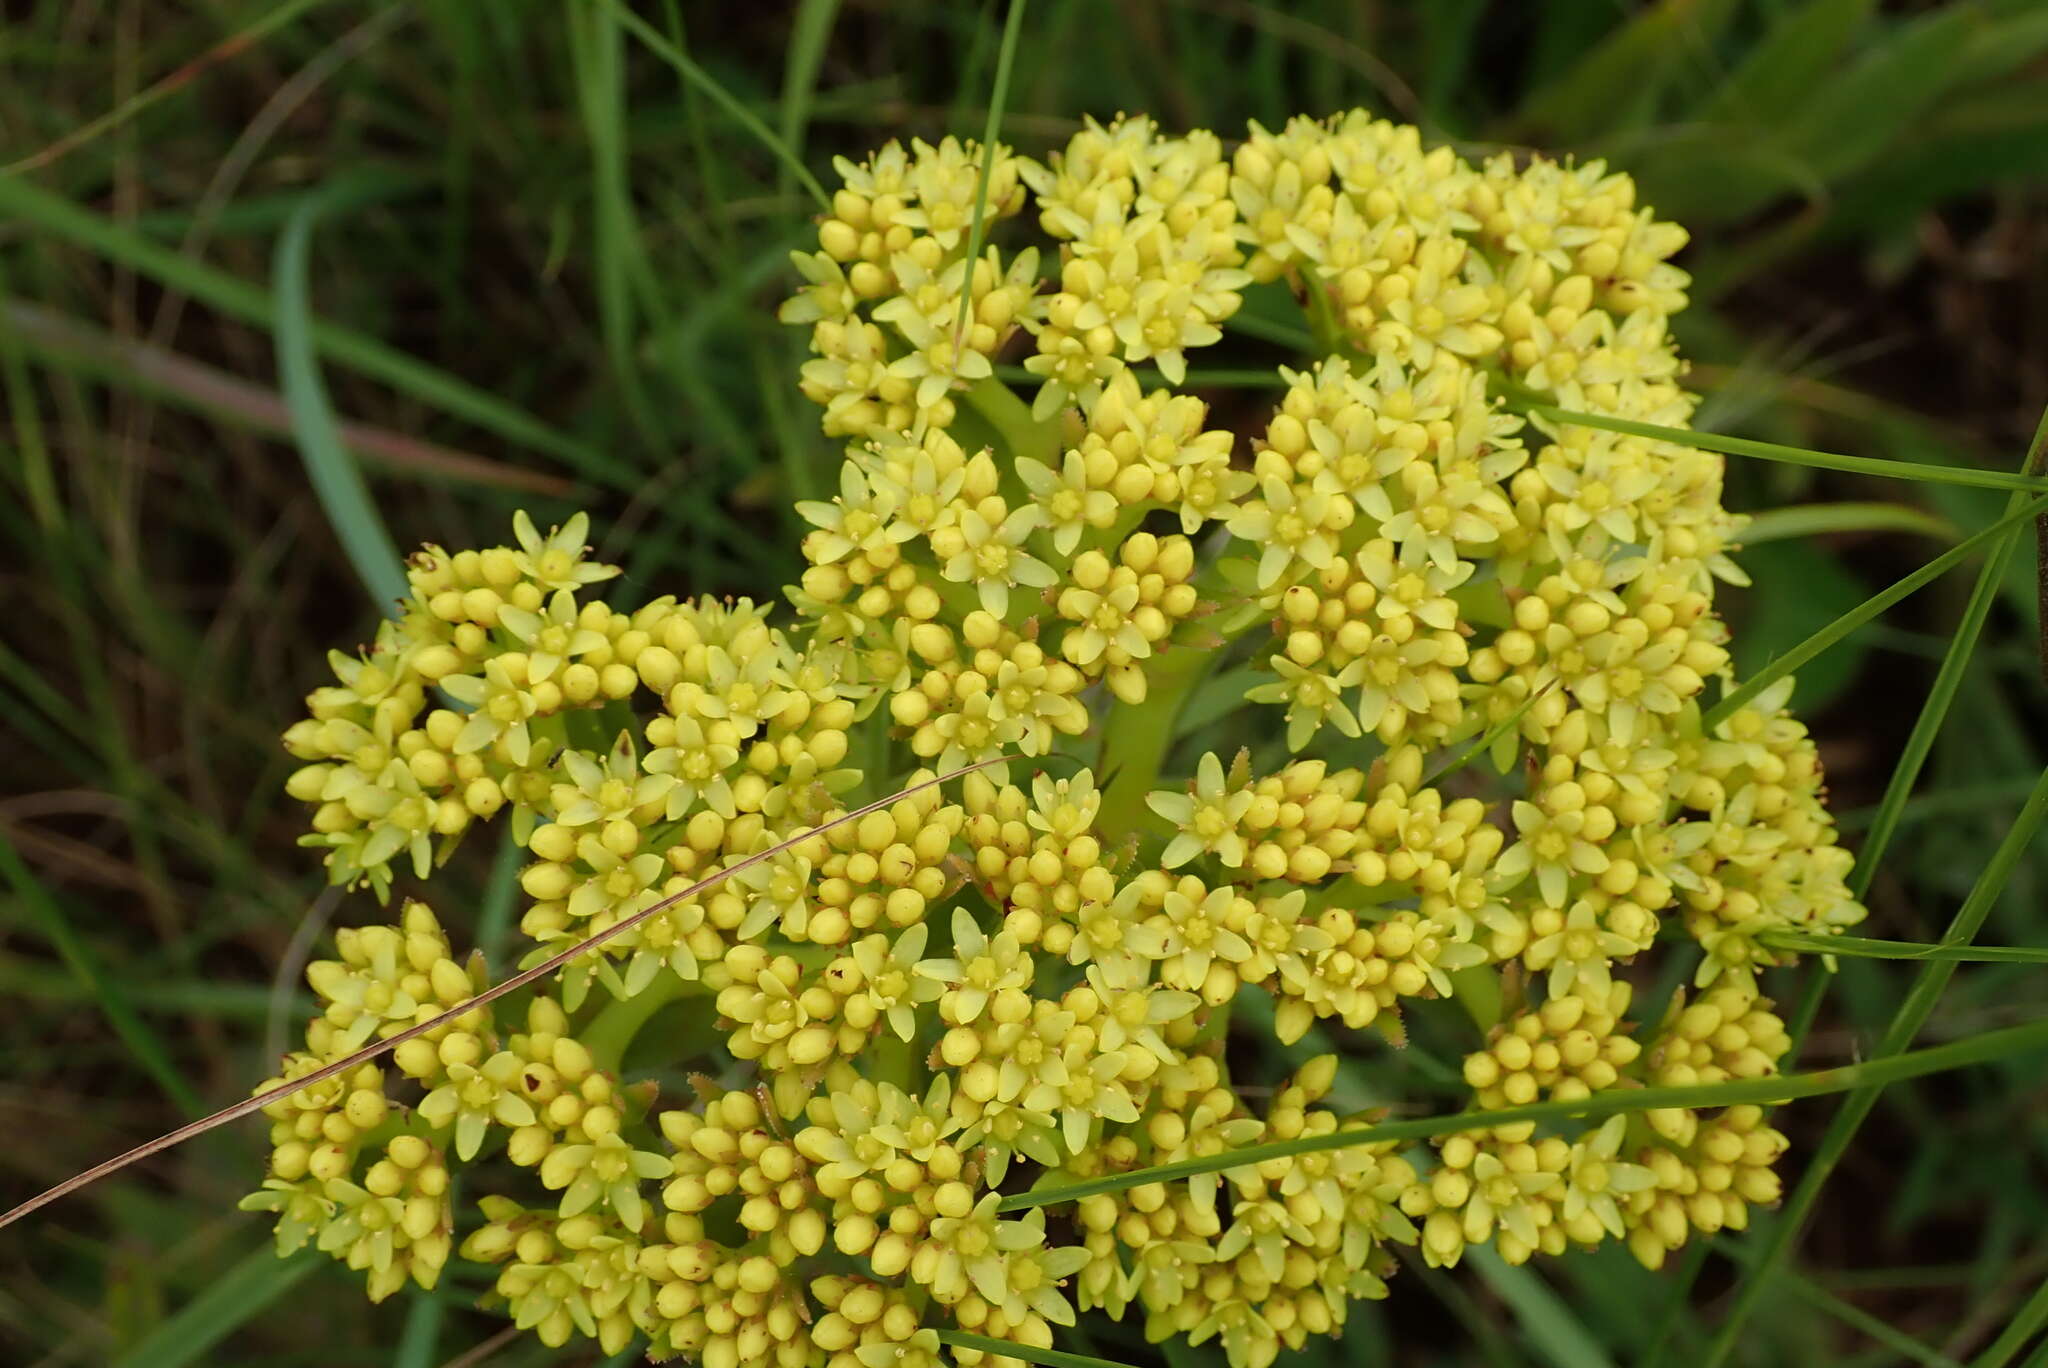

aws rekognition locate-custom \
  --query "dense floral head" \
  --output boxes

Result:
[260,110,1860,1367]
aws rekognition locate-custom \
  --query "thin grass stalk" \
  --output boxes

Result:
[1535,405,2048,494]
[0,758,1005,1232]
[995,1012,2048,1213]
[1700,765,2048,1364]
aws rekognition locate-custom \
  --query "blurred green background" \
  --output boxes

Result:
[2,1,2046,1364]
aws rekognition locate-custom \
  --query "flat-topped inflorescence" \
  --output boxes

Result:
[257,111,1863,1368]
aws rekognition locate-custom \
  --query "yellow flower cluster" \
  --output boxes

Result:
[253,110,1868,1367]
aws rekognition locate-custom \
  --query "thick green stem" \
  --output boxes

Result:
[962,374,1059,467]
[581,971,697,1073]
[1095,644,1219,843]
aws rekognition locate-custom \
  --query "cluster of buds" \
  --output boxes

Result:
[252,110,1865,1367]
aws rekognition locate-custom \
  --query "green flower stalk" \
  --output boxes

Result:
[249,111,1868,1367]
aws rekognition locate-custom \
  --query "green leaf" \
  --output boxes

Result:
[274,199,409,616]
[1696,0,1874,125]
[1515,0,1739,143]
[1849,405,2048,894]
[1772,4,1980,184]
[1825,86,2048,238]
[1944,6,2048,91]
[951,0,1027,344]
[778,0,841,176]
[111,1246,319,1368]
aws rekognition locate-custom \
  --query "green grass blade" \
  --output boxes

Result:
[1705,491,2048,726]
[1467,1248,1615,1368]
[1740,501,1955,544]
[567,0,659,442]
[1222,311,1316,352]
[391,1287,445,1368]
[1424,683,1553,787]
[1708,1240,1964,1368]
[951,0,1027,346]
[274,200,408,615]
[999,1011,2048,1212]
[589,0,829,209]
[1700,764,2048,1365]
[1533,405,2048,494]
[4,0,336,174]
[935,1329,1142,1368]
[0,257,62,532]
[0,176,628,487]
[1513,0,1738,143]
[1971,1269,2048,1368]
[778,0,840,182]
[0,833,203,1116]
[1696,0,1873,126]
[1852,403,2048,896]
[1760,932,2048,964]
[110,1245,319,1368]
[1772,4,1977,184]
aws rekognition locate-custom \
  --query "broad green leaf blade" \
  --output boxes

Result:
[274,199,408,616]
[1468,1248,1616,1368]
[1515,0,1739,143]
[1697,0,1874,124]
[1772,4,1979,183]
[1727,540,1869,713]
[111,1246,318,1368]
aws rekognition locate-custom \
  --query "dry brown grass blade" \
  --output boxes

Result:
[0,756,1008,1231]
[3,301,576,497]
[4,0,336,175]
